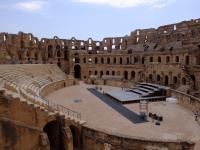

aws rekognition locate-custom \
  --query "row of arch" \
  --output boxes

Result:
[147,74,187,85]
[47,45,69,60]
[43,120,82,149]
[87,70,136,80]
[83,55,191,65]
[83,57,143,65]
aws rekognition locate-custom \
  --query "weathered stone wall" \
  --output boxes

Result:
[171,89,200,111]
[0,91,52,149]
[82,126,195,150]
[40,79,78,97]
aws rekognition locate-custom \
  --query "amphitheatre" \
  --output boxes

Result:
[0,18,200,150]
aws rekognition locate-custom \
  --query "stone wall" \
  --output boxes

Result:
[0,90,51,149]
[40,79,78,97]
[82,126,195,150]
[171,89,200,111]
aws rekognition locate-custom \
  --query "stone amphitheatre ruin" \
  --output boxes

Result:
[0,18,200,150]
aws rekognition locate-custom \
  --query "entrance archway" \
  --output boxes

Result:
[74,65,81,79]
[43,121,64,150]
[70,126,81,149]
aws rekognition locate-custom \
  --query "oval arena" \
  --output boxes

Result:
[1,18,200,150]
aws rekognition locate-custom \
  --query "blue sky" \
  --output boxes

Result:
[0,0,199,40]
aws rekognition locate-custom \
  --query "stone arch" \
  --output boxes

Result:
[131,71,135,79]
[165,75,169,86]
[56,45,61,58]
[101,57,104,64]
[64,46,68,60]
[43,120,64,150]
[113,57,116,64]
[166,56,170,63]
[107,57,110,64]
[100,71,103,77]
[94,70,98,75]
[158,56,161,63]
[157,75,161,82]
[173,76,178,84]
[149,74,153,82]
[120,57,123,64]
[185,55,189,65]
[182,77,186,85]
[106,71,109,75]
[175,56,179,62]
[95,57,98,64]
[127,57,130,64]
[124,71,128,80]
[69,125,82,149]
[74,65,81,79]
[112,71,115,76]
[48,45,53,58]
[149,56,153,62]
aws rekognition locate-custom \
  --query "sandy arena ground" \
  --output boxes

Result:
[46,82,200,148]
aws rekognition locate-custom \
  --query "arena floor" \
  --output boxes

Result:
[46,82,200,147]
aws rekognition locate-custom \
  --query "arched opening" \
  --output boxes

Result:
[127,57,130,64]
[114,57,116,64]
[43,121,64,150]
[124,71,128,80]
[157,75,161,82]
[185,56,189,65]
[56,45,61,57]
[95,57,98,64]
[142,57,145,64]
[165,76,169,86]
[48,45,53,58]
[120,57,123,64]
[100,71,103,77]
[70,126,81,149]
[182,77,186,85]
[74,53,80,63]
[134,57,138,63]
[107,58,110,64]
[74,65,81,79]
[106,71,109,75]
[158,56,161,63]
[64,47,68,61]
[131,71,135,79]
[112,71,115,76]
[89,71,92,76]
[57,61,61,68]
[175,56,179,63]
[149,74,153,82]
[83,58,86,63]
[173,76,178,84]
[101,58,104,64]
[94,70,98,75]
[149,56,153,62]
[166,56,170,63]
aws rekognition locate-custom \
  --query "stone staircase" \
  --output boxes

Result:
[182,65,195,88]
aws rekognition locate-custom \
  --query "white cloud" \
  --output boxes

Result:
[15,0,45,11]
[74,0,176,8]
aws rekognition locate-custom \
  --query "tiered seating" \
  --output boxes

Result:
[0,64,66,97]
[0,64,84,123]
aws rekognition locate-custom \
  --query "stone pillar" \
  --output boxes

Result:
[62,126,73,150]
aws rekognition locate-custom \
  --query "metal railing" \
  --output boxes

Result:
[0,76,81,120]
